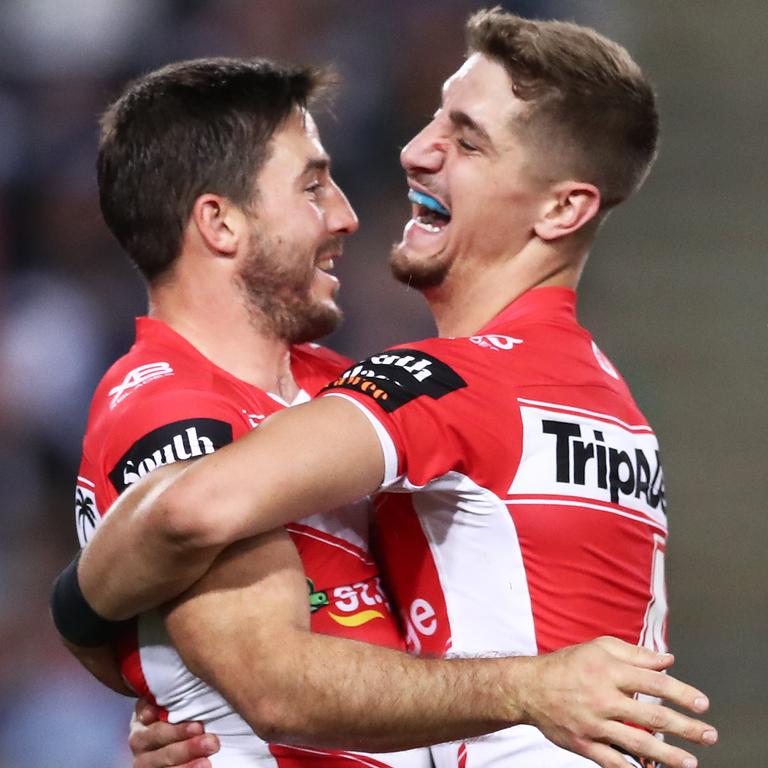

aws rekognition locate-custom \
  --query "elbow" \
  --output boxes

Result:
[244,695,308,746]
[152,473,228,553]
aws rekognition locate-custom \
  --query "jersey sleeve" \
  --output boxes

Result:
[75,388,250,545]
[319,345,476,490]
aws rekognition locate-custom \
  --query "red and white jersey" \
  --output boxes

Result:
[322,288,667,768]
[75,317,430,768]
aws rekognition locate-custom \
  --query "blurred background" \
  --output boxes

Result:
[0,0,764,765]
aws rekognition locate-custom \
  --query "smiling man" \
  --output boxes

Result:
[54,12,717,768]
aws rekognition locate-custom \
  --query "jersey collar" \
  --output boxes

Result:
[476,287,577,334]
[134,317,311,402]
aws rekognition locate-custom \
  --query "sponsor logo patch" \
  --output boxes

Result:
[592,341,619,380]
[323,348,466,413]
[109,362,174,408]
[469,334,523,351]
[75,481,100,546]
[109,418,233,493]
[508,401,666,519]
[307,578,387,627]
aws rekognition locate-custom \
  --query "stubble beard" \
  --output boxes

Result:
[389,241,452,290]
[237,230,342,345]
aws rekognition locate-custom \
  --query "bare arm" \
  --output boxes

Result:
[61,639,134,696]
[160,529,717,766]
[78,397,383,620]
[164,528,509,751]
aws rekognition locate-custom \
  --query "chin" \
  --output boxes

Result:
[287,302,343,344]
[389,242,451,290]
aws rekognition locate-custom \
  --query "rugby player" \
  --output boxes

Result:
[53,10,718,768]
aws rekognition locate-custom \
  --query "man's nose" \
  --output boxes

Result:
[400,121,445,174]
[327,181,359,236]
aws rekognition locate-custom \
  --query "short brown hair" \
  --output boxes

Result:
[467,8,659,208]
[97,58,334,280]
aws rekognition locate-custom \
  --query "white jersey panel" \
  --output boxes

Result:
[509,400,667,532]
[406,472,537,657]
[138,611,264,735]
[432,725,603,768]
[296,496,373,554]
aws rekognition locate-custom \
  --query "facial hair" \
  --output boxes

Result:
[236,229,343,345]
[389,241,453,290]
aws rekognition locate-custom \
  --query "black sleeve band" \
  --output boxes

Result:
[50,551,130,647]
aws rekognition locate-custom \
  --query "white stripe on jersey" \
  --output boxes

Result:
[407,471,538,658]
[324,393,400,485]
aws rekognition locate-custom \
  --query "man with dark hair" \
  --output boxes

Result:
[64,56,433,767]
[55,11,718,768]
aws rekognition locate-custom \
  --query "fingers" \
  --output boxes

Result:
[132,732,219,768]
[594,636,675,671]
[621,668,710,716]
[130,719,205,753]
[129,698,219,768]
[615,696,717,746]
[136,699,164,725]
[581,742,637,768]
[600,719,712,768]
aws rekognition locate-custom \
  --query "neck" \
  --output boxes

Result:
[425,240,588,337]
[147,272,299,402]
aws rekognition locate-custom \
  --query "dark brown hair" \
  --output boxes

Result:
[97,58,334,280]
[467,8,659,208]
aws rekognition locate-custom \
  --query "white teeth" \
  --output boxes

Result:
[413,217,442,234]
[316,259,335,271]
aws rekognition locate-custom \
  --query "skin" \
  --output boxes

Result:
[66,57,718,768]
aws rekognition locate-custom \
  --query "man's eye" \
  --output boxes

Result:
[305,182,323,196]
[457,138,478,152]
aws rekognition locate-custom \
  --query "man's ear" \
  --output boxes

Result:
[191,194,244,256]
[534,182,601,242]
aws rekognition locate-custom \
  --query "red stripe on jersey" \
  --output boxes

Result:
[457,742,468,768]
[509,502,660,653]
[516,398,654,434]
[269,744,399,767]
[504,493,667,532]
[374,493,452,657]
[287,523,373,564]
[116,624,169,721]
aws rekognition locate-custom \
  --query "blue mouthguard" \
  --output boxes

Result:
[408,189,450,217]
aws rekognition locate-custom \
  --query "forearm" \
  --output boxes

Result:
[222,629,518,750]
[165,532,517,751]
[61,639,135,697]
[78,399,384,620]
[166,533,717,766]
[78,462,225,620]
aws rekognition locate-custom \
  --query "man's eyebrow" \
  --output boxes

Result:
[302,157,330,174]
[448,110,495,148]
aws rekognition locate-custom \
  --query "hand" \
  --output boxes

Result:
[516,637,718,768]
[130,698,220,768]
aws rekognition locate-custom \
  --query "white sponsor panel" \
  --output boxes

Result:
[508,401,666,527]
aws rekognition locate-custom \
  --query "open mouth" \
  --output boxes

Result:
[408,189,451,234]
[315,250,341,272]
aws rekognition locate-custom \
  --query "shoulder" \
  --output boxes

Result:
[84,348,247,467]
[291,342,353,396]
